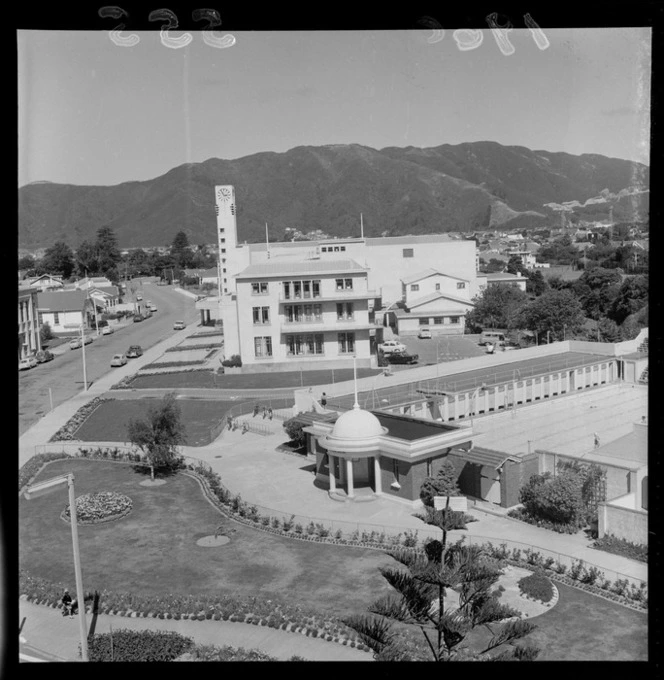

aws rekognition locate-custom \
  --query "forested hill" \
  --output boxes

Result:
[19,141,649,249]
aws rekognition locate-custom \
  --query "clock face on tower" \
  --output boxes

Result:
[216,187,232,203]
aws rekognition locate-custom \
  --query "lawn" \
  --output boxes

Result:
[74,399,250,446]
[18,459,395,619]
[18,459,648,660]
[124,367,384,390]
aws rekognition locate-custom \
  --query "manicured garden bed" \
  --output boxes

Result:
[67,399,247,446]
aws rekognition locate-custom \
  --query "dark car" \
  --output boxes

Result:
[126,345,143,358]
[133,314,144,323]
[35,349,54,363]
[387,352,419,365]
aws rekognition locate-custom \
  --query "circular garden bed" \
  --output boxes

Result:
[61,492,133,525]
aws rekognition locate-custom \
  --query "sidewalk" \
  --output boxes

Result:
[18,599,371,662]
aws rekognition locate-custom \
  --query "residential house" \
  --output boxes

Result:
[36,290,92,334]
[18,285,42,360]
[25,274,65,292]
[477,272,528,292]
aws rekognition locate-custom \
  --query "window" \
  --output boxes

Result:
[221,249,226,254]
[411,284,420,292]
[321,247,327,252]
[340,246,346,251]
[338,332,355,353]
[312,280,321,298]
[433,317,444,325]
[286,333,324,355]
[53,312,60,325]
[403,248,414,258]
[252,306,270,324]
[303,280,311,298]
[336,278,344,291]
[334,246,340,252]
[293,281,302,298]
[449,316,460,324]
[419,317,430,326]
[254,336,272,358]
[251,282,268,295]
[435,283,441,291]
[457,282,466,289]
[345,278,353,290]
[337,303,354,320]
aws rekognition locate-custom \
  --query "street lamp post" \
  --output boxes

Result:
[80,324,88,391]
[24,473,89,661]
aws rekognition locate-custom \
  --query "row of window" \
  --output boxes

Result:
[419,316,460,325]
[410,282,465,292]
[253,278,356,297]
[255,333,356,358]
[321,245,346,252]
[255,303,356,325]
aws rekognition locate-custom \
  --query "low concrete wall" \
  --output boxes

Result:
[599,497,648,545]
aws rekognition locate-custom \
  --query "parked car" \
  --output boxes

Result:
[69,337,82,349]
[35,349,54,363]
[387,352,419,365]
[479,330,506,346]
[173,320,186,330]
[101,325,114,335]
[418,327,432,339]
[148,303,157,312]
[126,345,143,358]
[133,314,144,323]
[19,356,38,370]
[111,353,128,367]
[378,339,407,355]
[143,309,152,319]
[136,294,143,301]
[83,335,93,345]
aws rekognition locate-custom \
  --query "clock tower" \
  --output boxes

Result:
[214,185,238,294]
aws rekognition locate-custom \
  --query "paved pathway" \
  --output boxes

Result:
[18,600,370,662]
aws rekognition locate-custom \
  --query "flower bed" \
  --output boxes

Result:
[50,397,111,441]
[517,572,554,603]
[592,534,648,563]
[142,360,207,369]
[62,492,133,525]
[507,506,580,534]
[165,344,221,352]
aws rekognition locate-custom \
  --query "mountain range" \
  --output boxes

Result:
[18,141,649,250]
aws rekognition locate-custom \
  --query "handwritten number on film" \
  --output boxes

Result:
[98,7,236,48]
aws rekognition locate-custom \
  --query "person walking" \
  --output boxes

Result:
[61,589,75,618]
[321,392,327,408]
[593,432,600,449]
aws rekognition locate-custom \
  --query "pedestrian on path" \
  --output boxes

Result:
[594,432,600,448]
[61,590,76,618]
[321,392,327,408]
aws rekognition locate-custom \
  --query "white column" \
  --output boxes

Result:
[454,394,459,419]
[329,454,336,492]
[484,389,489,412]
[565,371,570,392]
[374,456,382,494]
[346,459,355,497]
[442,397,449,421]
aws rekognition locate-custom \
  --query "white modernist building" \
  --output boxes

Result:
[197,185,479,371]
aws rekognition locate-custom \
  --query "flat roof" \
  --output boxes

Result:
[417,352,611,394]
[236,258,367,278]
[372,412,459,440]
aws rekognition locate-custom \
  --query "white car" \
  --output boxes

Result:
[19,356,38,370]
[418,328,432,339]
[136,294,143,301]
[378,339,407,355]
[102,325,114,335]
[111,353,128,367]
[173,320,186,330]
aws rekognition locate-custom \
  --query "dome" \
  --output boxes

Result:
[331,406,385,440]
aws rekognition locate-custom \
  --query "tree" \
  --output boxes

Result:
[465,285,529,333]
[519,471,584,526]
[127,393,186,481]
[536,236,579,265]
[170,231,192,269]
[40,241,75,279]
[283,416,306,448]
[18,255,36,271]
[514,290,584,342]
[524,269,548,296]
[343,528,539,660]
[608,275,648,324]
[505,255,523,275]
[95,226,121,279]
[597,318,621,343]
[75,240,99,277]
[419,460,461,507]
[571,268,621,320]
[39,321,53,343]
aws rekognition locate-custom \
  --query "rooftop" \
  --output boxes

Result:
[236,259,367,279]
[401,269,468,285]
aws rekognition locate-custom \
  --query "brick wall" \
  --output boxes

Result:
[501,454,538,508]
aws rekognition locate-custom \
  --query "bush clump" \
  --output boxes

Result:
[87,629,194,662]
[593,534,648,563]
[517,572,554,603]
[221,354,242,368]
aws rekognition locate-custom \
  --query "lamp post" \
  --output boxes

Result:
[80,324,88,391]
[24,473,89,661]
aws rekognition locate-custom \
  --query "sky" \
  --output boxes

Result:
[18,27,652,187]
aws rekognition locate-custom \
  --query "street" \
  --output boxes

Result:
[18,281,199,437]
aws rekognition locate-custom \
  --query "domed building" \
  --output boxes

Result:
[298,403,474,505]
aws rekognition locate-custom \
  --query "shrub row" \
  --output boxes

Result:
[482,542,647,610]
[19,452,71,493]
[111,368,214,389]
[175,643,282,662]
[87,629,194,662]
[49,397,111,442]
[165,344,221,352]
[592,534,648,563]
[188,331,223,338]
[507,506,579,534]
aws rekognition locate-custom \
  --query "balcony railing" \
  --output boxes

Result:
[279,289,377,302]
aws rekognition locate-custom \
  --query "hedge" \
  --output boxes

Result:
[87,629,194,662]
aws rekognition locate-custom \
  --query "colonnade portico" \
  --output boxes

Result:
[327,453,384,498]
